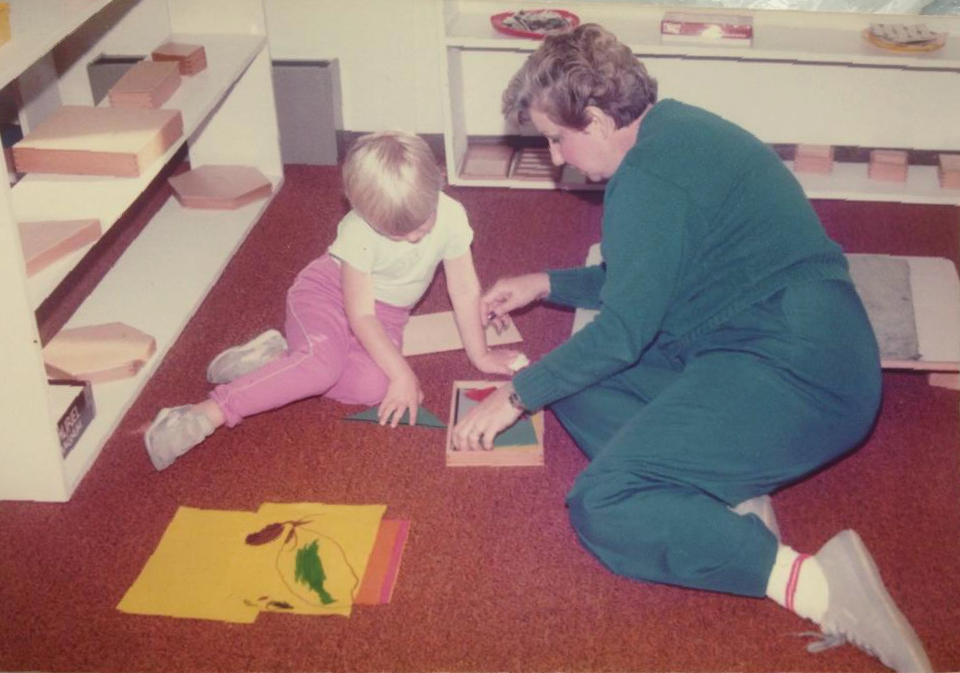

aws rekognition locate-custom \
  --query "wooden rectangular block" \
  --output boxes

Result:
[151,42,207,76]
[510,147,561,182]
[18,218,102,277]
[793,144,834,174]
[460,143,515,179]
[108,60,181,109]
[43,322,157,384]
[12,106,183,177]
[868,149,908,182]
[401,310,522,357]
[938,153,960,189]
[444,381,544,467]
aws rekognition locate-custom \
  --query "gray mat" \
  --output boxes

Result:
[846,254,921,361]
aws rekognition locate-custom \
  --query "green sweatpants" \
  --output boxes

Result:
[555,279,881,597]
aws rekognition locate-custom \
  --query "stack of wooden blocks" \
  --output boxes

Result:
[793,144,834,174]
[151,42,208,76]
[939,153,960,189]
[868,149,909,182]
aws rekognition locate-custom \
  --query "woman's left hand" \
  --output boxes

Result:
[452,384,523,451]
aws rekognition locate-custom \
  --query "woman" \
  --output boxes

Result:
[452,23,929,673]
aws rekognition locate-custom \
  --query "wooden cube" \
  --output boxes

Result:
[43,322,157,384]
[169,165,273,210]
[938,153,960,189]
[18,219,102,277]
[12,105,183,177]
[444,381,544,467]
[793,144,834,174]
[108,60,181,109]
[868,149,908,182]
[151,42,207,76]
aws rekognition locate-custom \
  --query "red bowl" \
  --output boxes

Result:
[490,9,580,39]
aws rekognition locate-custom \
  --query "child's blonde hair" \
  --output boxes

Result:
[342,131,444,236]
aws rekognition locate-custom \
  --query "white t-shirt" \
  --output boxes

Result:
[327,192,474,307]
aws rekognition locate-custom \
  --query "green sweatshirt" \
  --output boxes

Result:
[513,99,850,411]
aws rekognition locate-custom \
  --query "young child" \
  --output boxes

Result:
[145,131,521,471]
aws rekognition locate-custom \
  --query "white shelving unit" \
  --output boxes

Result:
[0,0,284,501]
[440,0,960,204]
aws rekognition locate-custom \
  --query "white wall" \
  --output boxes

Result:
[263,0,445,134]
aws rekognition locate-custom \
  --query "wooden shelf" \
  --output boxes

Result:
[13,33,269,309]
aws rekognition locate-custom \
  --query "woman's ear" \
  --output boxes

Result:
[584,105,614,137]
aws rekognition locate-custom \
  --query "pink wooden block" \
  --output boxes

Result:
[939,153,960,189]
[43,322,157,384]
[868,149,908,182]
[108,60,181,109]
[460,144,515,179]
[793,146,834,174]
[12,106,183,177]
[18,219,102,276]
[169,165,273,210]
[151,42,207,76]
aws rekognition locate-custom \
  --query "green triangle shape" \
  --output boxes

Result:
[344,406,446,429]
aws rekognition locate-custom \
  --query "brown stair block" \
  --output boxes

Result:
[169,164,273,210]
[460,143,515,179]
[107,60,181,109]
[151,42,207,76]
[868,149,908,182]
[43,322,157,384]
[18,218,102,277]
[12,105,183,177]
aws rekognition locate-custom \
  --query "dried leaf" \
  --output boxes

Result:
[245,522,284,546]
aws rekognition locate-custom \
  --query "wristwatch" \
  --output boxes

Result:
[507,389,526,412]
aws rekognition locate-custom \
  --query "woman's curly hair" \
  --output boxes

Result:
[502,23,658,131]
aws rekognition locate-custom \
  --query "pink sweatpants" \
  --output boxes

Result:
[210,254,410,428]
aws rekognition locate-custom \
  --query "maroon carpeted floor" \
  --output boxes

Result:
[1,164,958,673]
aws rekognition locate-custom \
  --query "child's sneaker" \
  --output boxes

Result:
[206,329,287,384]
[145,405,215,471]
[810,529,932,673]
[731,494,781,540]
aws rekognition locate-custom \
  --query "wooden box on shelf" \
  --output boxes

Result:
[12,105,183,177]
[43,322,157,384]
[939,153,960,189]
[151,42,207,76]
[107,60,181,109]
[18,218,102,277]
[460,143,515,179]
[444,381,544,467]
[868,149,909,182]
[793,144,834,174]
[168,164,273,210]
[509,146,561,182]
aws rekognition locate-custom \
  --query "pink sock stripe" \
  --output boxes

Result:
[785,553,811,612]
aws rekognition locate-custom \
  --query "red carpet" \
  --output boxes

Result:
[1,165,958,673]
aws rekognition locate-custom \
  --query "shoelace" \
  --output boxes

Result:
[793,629,879,657]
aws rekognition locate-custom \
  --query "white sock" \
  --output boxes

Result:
[765,544,829,622]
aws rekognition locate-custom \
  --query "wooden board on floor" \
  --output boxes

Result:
[401,310,522,357]
[572,244,960,372]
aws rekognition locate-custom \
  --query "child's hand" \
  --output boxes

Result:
[471,348,526,376]
[379,371,424,428]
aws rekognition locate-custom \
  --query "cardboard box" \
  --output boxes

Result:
[47,379,96,458]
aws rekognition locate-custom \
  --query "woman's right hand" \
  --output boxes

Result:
[482,272,550,330]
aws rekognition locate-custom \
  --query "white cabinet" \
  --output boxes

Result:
[0,0,284,501]
[440,0,960,204]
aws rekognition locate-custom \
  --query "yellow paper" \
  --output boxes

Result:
[233,503,386,616]
[117,507,259,623]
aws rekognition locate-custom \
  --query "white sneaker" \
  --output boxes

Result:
[145,405,215,471]
[810,530,932,673]
[731,494,781,540]
[206,329,287,384]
